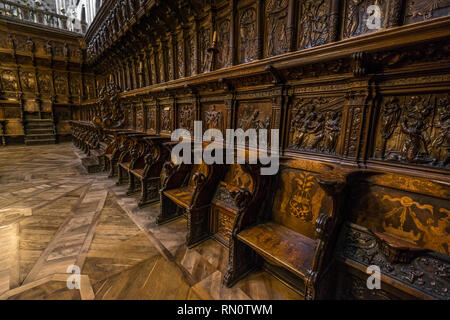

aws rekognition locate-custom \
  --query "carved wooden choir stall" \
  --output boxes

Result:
[66,0,450,300]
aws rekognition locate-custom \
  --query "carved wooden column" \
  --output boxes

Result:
[341,52,373,164]
[130,56,138,89]
[152,44,160,84]
[256,0,264,60]
[125,58,132,90]
[170,32,177,81]
[159,39,168,83]
[144,48,152,86]
[230,0,237,66]
[329,0,341,43]
[192,18,200,76]
[138,53,144,88]
[287,0,296,52]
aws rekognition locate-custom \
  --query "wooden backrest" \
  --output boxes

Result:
[188,163,208,186]
[348,171,450,256]
[271,159,335,240]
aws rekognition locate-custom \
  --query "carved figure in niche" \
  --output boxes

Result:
[200,28,210,73]
[380,97,402,158]
[39,73,51,95]
[26,38,35,53]
[179,106,193,132]
[148,109,155,130]
[161,108,171,131]
[238,107,270,131]
[299,0,329,49]
[218,20,230,68]
[289,172,315,221]
[345,0,364,38]
[187,36,195,76]
[432,96,450,166]
[177,40,184,78]
[205,106,223,130]
[239,8,257,63]
[323,110,342,152]
[266,0,289,56]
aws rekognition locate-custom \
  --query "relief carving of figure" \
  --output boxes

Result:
[266,0,289,56]
[299,0,329,49]
[240,8,257,63]
[345,0,364,38]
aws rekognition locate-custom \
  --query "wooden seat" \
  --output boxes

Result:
[158,148,226,247]
[237,222,316,279]
[127,136,170,206]
[223,158,353,300]
[163,185,195,209]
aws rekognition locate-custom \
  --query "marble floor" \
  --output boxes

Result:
[0,143,302,300]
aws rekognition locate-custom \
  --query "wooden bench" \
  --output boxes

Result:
[116,133,152,185]
[223,158,352,299]
[127,136,171,207]
[158,147,226,247]
[103,129,138,178]
[209,164,270,249]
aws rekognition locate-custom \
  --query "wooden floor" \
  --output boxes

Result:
[0,143,302,300]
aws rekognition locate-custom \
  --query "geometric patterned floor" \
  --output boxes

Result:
[0,143,302,300]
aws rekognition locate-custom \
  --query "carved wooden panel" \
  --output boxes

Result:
[202,103,226,132]
[217,19,231,68]
[37,71,52,96]
[343,0,390,39]
[24,100,39,112]
[265,0,289,57]
[177,35,185,78]
[404,0,450,24]
[20,71,36,92]
[297,0,332,50]
[199,26,211,73]
[272,168,329,239]
[177,104,194,133]
[348,178,450,255]
[160,105,172,133]
[236,102,272,131]
[70,74,81,97]
[136,104,144,131]
[1,70,18,92]
[186,35,195,77]
[373,94,449,168]
[287,97,343,155]
[212,205,236,244]
[146,104,156,132]
[238,6,258,63]
[54,72,67,96]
